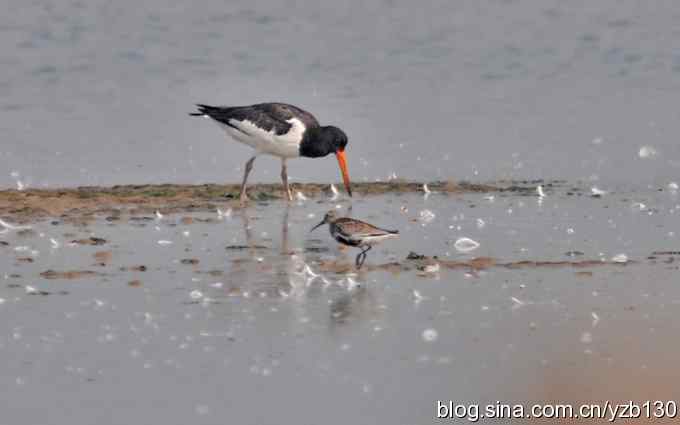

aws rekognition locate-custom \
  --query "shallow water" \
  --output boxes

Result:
[1,186,679,424]
[1,0,680,189]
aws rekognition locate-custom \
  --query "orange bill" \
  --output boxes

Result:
[335,149,352,197]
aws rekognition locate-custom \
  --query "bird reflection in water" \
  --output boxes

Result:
[229,205,328,299]
[223,204,378,326]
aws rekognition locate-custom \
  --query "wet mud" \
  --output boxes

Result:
[0,180,563,221]
[286,252,647,275]
[39,270,101,279]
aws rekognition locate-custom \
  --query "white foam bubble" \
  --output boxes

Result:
[422,328,438,342]
[0,219,32,231]
[419,209,436,223]
[536,185,546,198]
[591,187,607,196]
[329,184,339,201]
[638,145,658,159]
[611,253,628,263]
[454,237,480,252]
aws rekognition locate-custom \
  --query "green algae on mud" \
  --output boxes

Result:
[0,179,564,221]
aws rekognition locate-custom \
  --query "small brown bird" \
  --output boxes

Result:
[311,210,399,269]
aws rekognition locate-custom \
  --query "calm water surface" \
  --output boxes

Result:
[1,0,680,188]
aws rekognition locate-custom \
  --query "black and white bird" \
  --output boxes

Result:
[310,210,399,269]
[191,102,352,205]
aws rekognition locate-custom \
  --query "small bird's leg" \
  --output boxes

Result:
[239,156,256,206]
[280,159,293,201]
[355,246,372,269]
[355,251,366,269]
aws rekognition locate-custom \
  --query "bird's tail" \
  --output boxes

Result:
[189,104,215,116]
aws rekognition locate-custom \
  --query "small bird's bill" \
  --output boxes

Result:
[335,149,352,197]
[310,220,325,233]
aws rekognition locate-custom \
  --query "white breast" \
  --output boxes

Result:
[218,118,305,158]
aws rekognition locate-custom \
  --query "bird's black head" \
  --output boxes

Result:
[323,125,348,153]
[300,126,348,158]
[300,125,352,197]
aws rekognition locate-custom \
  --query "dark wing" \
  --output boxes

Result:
[334,218,399,241]
[191,103,319,136]
[254,103,320,130]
